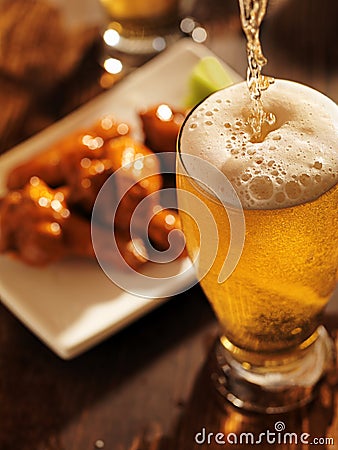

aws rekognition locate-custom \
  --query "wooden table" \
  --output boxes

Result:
[0,1,337,449]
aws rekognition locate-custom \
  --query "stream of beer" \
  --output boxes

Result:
[238,0,276,141]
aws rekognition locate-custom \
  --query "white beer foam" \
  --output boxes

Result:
[180,80,338,209]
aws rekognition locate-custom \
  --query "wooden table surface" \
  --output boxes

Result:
[0,1,337,449]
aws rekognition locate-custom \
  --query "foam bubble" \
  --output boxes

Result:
[180,79,338,209]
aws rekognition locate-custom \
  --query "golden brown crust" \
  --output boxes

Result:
[1,111,185,269]
[139,104,185,153]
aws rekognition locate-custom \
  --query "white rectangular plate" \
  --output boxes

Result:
[0,39,241,359]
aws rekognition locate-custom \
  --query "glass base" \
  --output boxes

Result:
[102,21,183,69]
[212,326,335,414]
[106,29,181,56]
[100,25,183,77]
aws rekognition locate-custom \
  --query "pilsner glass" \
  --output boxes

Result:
[176,80,338,413]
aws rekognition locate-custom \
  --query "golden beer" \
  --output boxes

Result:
[177,79,338,381]
[100,0,179,36]
[100,0,178,22]
[177,167,338,355]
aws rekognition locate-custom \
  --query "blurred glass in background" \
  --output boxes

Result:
[100,0,199,70]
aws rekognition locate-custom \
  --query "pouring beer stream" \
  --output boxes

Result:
[238,0,275,141]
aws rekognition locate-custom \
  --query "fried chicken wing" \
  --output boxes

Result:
[7,140,69,190]
[93,136,162,231]
[1,111,186,269]
[0,178,72,265]
[139,104,185,153]
[148,208,183,251]
[92,227,148,271]
[0,177,149,269]
[61,135,119,215]
[6,115,130,191]
[91,114,130,141]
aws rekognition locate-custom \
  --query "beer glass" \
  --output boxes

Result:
[176,80,338,413]
[100,0,182,61]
